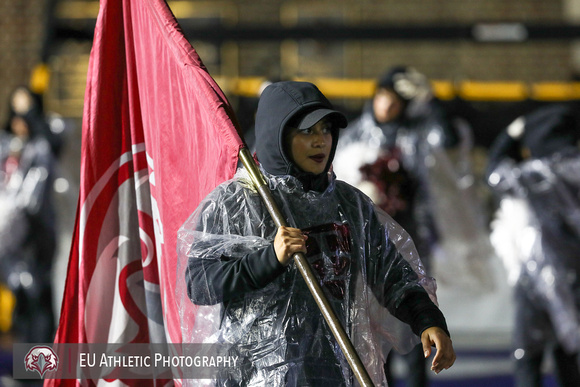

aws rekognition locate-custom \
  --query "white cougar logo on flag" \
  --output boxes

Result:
[24,346,59,377]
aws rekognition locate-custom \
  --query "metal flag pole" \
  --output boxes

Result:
[238,146,374,387]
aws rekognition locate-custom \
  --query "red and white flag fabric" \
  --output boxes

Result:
[47,0,243,384]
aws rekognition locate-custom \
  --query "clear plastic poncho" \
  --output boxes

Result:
[488,149,580,353]
[0,134,53,284]
[333,101,496,291]
[177,166,439,386]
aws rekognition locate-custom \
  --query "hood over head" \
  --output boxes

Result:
[522,103,579,159]
[254,81,347,186]
[376,66,431,102]
[377,66,411,100]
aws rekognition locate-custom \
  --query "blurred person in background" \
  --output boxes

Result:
[0,86,58,343]
[334,66,493,386]
[4,86,64,159]
[487,103,580,387]
[335,66,459,267]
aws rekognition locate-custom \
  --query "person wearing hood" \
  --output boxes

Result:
[3,86,64,158]
[487,103,580,387]
[334,67,468,387]
[179,81,455,386]
[0,86,57,343]
[334,66,461,263]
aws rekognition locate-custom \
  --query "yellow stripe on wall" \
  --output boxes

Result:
[219,77,580,101]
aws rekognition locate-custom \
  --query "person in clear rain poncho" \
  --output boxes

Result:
[177,81,455,386]
[333,66,495,294]
[487,103,580,387]
[0,86,57,343]
[333,66,493,387]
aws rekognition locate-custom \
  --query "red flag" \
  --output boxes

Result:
[47,0,243,384]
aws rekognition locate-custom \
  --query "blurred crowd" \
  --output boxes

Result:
[332,66,580,387]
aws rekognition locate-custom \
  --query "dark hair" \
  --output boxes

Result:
[377,65,409,96]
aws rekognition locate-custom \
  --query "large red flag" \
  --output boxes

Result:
[47,0,243,384]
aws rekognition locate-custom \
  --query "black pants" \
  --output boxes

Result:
[514,344,580,387]
[513,284,580,387]
[385,344,427,387]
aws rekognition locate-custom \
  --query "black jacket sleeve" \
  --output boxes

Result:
[366,211,450,337]
[186,244,286,305]
[393,290,450,337]
[184,183,287,306]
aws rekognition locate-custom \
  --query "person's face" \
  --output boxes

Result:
[11,87,33,115]
[10,116,30,139]
[372,88,404,123]
[287,118,333,175]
